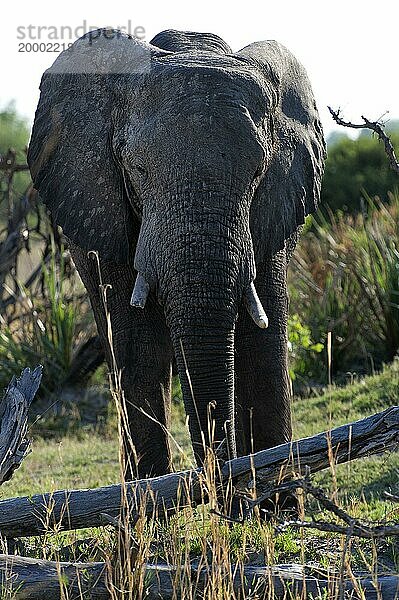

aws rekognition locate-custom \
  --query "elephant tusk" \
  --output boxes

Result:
[130,273,150,309]
[244,282,269,329]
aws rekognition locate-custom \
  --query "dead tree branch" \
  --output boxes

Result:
[244,475,399,539]
[0,554,398,600]
[0,149,73,318]
[0,367,42,485]
[213,467,399,540]
[328,106,399,174]
[0,405,397,538]
[0,150,30,175]
[384,491,399,503]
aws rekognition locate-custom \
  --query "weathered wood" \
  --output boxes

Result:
[0,554,108,599]
[224,405,399,486]
[1,555,398,600]
[0,406,397,538]
[0,367,42,485]
[0,470,202,538]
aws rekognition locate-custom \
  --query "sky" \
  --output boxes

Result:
[2,0,398,138]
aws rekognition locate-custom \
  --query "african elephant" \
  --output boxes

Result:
[28,29,325,483]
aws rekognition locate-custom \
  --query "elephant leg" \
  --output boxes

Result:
[235,251,296,514]
[235,251,292,455]
[68,243,174,480]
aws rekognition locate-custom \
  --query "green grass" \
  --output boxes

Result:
[0,432,119,498]
[0,361,398,591]
[2,361,398,508]
[294,358,399,440]
[293,359,399,510]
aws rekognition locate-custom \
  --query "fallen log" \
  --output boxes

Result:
[0,554,107,600]
[0,406,397,538]
[225,404,399,490]
[0,554,398,600]
[0,367,42,485]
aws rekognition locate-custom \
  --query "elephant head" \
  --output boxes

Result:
[28,29,325,464]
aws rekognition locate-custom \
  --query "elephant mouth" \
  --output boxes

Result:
[130,271,268,329]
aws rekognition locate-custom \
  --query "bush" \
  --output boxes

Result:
[349,195,399,360]
[287,314,323,381]
[322,131,399,214]
[289,192,399,380]
[0,245,90,395]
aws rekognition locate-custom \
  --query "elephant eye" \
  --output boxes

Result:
[135,164,147,177]
[254,163,265,180]
[132,164,148,184]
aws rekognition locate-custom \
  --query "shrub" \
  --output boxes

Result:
[0,245,90,395]
[322,131,399,214]
[348,194,399,361]
[287,313,323,381]
[289,192,399,380]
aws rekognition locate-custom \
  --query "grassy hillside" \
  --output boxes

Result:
[294,360,399,519]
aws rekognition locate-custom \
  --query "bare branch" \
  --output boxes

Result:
[384,491,399,503]
[328,106,399,174]
[0,367,43,485]
[242,476,399,539]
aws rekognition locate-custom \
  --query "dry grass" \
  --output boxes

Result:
[0,362,398,596]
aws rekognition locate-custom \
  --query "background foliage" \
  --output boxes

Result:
[322,121,399,215]
[1,105,399,392]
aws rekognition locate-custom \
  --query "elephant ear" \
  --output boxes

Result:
[28,29,166,263]
[237,41,326,260]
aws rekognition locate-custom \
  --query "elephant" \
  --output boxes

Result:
[28,29,325,490]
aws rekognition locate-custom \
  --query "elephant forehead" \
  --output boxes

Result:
[122,60,269,127]
[118,97,261,157]
[155,59,265,99]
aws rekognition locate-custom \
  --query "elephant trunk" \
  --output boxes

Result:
[161,241,241,464]
[172,325,236,464]
[132,180,266,464]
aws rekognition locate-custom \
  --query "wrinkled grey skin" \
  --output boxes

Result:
[28,29,325,480]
